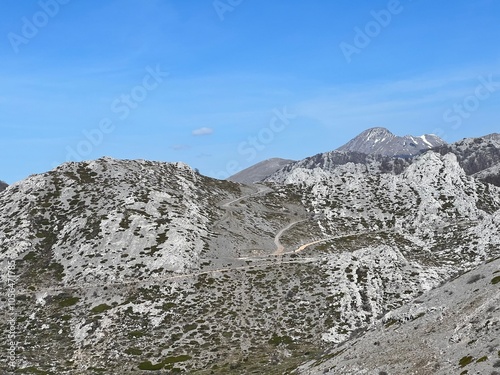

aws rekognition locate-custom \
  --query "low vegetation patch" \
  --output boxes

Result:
[138,356,192,371]
[125,348,143,356]
[138,361,164,371]
[268,334,293,346]
[14,367,49,374]
[58,297,79,308]
[91,304,112,314]
[128,330,145,338]
[164,355,192,364]
[459,356,474,368]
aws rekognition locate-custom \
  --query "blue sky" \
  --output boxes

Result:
[1,0,499,183]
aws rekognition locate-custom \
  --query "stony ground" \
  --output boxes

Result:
[1,152,499,374]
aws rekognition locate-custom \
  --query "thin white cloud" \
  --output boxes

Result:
[171,144,190,151]
[192,127,214,136]
[196,153,212,158]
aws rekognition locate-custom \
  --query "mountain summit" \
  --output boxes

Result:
[336,127,446,157]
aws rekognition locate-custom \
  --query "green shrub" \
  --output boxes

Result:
[91,304,112,314]
[138,361,164,371]
[268,334,293,346]
[58,297,79,307]
[23,252,37,261]
[183,323,197,332]
[14,367,48,374]
[459,356,474,368]
[125,348,143,356]
[163,355,192,364]
[128,330,145,338]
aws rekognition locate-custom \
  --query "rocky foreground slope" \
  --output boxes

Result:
[1,144,500,374]
[297,255,500,375]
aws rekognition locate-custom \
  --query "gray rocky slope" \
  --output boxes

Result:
[0,180,7,192]
[297,255,500,375]
[0,147,499,374]
[228,158,294,184]
[336,127,445,156]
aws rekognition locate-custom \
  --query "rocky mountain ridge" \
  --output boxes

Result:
[266,131,500,187]
[336,127,446,156]
[1,133,499,374]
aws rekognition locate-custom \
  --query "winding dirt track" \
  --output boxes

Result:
[17,184,332,295]
[273,220,306,255]
[221,184,271,208]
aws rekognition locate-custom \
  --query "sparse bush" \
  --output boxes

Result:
[91,304,112,314]
[125,348,142,356]
[138,361,164,371]
[128,330,145,338]
[459,356,474,368]
[268,333,293,346]
[58,296,80,307]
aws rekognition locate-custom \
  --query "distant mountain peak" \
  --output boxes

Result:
[362,127,394,137]
[228,158,294,184]
[337,127,446,157]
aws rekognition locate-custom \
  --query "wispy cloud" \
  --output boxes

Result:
[192,127,214,136]
[196,153,212,158]
[171,144,190,151]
